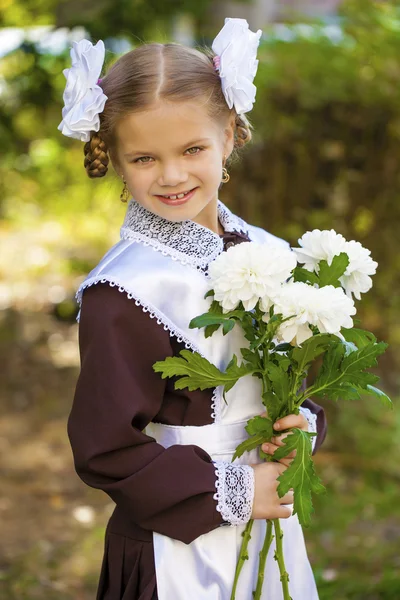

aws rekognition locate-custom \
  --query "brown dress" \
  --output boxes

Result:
[67,230,327,600]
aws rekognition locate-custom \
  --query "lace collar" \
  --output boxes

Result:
[120,198,250,270]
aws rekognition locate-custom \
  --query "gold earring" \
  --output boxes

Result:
[120,179,129,203]
[221,167,230,184]
[221,156,230,184]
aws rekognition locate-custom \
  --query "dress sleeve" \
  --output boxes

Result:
[68,283,225,544]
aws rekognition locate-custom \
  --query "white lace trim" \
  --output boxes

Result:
[213,462,254,526]
[300,406,318,452]
[210,386,223,423]
[120,199,249,271]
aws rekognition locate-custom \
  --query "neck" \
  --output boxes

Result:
[191,196,224,235]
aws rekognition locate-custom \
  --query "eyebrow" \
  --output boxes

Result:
[124,138,212,158]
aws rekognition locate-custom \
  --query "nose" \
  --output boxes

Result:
[157,160,188,188]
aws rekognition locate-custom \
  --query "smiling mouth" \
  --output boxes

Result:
[156,188,196,200]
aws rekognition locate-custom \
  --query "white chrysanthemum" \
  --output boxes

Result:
[208,242,296,312]
[292,229,347,271]
[265,281,356,346]
[293,229,377,300]
[339,240,378,300]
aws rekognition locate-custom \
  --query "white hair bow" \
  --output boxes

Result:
[57,39,108,142]
[212,18,262,115]
[57,19,261,142]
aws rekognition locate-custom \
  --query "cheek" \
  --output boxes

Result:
[126,169,151,188]
[200,152,223,183]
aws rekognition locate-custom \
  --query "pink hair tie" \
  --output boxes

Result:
[97,78,103,85]
[213,56,221,73]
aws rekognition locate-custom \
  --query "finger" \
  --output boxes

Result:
[277,504,293,519]
[262,442,296,459]
[270,434,298,454]
[279,491,294,505]
[261,442,279,454]
[278,458,294,467]
[270,433,292,447]
[273,462,287,475]
[277,505,293,519]
[274,414,308,432]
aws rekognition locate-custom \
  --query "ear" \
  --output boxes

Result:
[223,113,236,159]
[110,151,123,178]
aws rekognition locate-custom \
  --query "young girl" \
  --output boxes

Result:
[61,18,327,600]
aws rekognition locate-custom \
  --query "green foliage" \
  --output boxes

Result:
[232,415,274,461]
[0,0,217,38]
[189,301,241,338]
[153,349,251,394]
[293,254,350,288]
[318,253,350,287]
[311,340,391,403]
[273,428,325,527]
[291,333,333,375]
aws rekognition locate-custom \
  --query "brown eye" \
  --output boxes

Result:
[186,147,202,155]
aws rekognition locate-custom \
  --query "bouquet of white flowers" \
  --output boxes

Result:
[153,229,392,600]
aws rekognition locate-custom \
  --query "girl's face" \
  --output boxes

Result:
[114,99,235,234]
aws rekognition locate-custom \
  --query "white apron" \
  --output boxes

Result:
[76,199,319,600]
[146,420,318,600]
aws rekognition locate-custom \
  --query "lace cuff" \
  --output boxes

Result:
[300,406,318,452]
[213,462,254,526]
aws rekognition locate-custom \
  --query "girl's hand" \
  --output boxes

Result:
[260,411,309,467]
[251,462,294,520]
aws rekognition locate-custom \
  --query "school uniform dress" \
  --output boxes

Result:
[68,199,327,600]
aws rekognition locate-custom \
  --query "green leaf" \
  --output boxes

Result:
[273,429,326,527]
[272,343,293,353]
[245,415,274,438]
[189,313,226,330]
[241,313,258,342]
[204,289,214,299]
[223,354,253,395]
[292,267,319,286]
[311,341,389,402]
[153,350,249,392]
[232,434,265,461]
[364,385,393,409]
[261,390,282,424]
[341,327,377,348]
[265,361,291,406]
[318,253,350,287]
[312,343,346,390]
[240,347,262,370]
[341,342,388,374]
[204,323,221,338]
[291,333,332,373]
[222,319,235,335]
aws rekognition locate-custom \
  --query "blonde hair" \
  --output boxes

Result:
[83,43,253,178]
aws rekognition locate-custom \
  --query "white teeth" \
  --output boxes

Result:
[162,190,190,199]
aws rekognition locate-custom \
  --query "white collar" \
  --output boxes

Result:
[120,198,250,269]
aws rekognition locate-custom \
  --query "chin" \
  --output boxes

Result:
[151,197,209,223]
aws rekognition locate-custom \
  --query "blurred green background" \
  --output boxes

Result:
[1,0,400,598]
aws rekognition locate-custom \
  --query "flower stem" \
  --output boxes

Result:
[230,518,254,600]
[253,520,274,600]
[273,519,292,600]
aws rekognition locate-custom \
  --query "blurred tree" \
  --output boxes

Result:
[0,0,231,40]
